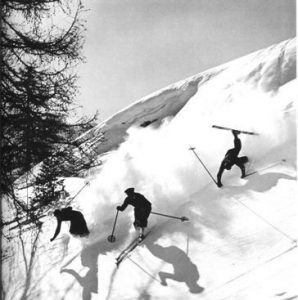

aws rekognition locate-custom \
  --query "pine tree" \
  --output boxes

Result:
[0,0,99,227]
[31,155,69,216]
[0,0,86,196]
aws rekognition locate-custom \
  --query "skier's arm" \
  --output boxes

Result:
[50,219,62,241]
[117,198,129,211]
[117,202,128,211]
[232,131,241,152]
[232,135,241,151]
[60,269,84,284]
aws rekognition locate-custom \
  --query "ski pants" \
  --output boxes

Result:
[134,205,152,228]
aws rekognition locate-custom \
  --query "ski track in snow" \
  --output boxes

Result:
[2,38,297,300]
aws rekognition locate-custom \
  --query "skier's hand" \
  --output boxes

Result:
[116,206,121,211]
[232,130,240,136]
[217,182,223,188]
[50,238,54,242]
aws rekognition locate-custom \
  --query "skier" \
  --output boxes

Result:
[50,207,90,241]
[217,130,248,187]
[117,188,152,241]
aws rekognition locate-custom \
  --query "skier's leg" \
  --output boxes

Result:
[240,156,249,164]
[158,272,168,285]
[138,227,145,241]
[143,206,151,231]
[133,221,138,230]
[137,216,145,240]
[134,209,141,230]
[133,219,142,238]
[134,213,144,240]
[139,207,150,235]
[237,163,246,178]
[134,224,144,241]
[235,156,248,178]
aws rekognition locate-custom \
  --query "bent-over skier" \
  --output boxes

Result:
[217,130,248,187]
[50,207,90,241]
[117,188,152,241]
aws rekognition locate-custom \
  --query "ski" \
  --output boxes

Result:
[115,235,140,262]
[212,125,258,135]
[244,159,286,177]
[116,240,140,267]
[116,232,150,267]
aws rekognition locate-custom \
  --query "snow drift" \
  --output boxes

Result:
[2,38,297,300]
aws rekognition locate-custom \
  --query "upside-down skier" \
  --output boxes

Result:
[217,130,248,187]
[50,207,90,241]
[117,188,152,241]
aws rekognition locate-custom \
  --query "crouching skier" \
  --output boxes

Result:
[117,188,152,241]
[217,130,249,188]
[50,207,90,241]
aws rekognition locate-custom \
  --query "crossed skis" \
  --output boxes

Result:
[115,230,152,267]
[108,211,189,266]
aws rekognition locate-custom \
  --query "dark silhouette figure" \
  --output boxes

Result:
[117,188,151,240]
[60,241,99,300]
[217,130,248,187]
[50,207,90,241]
[61,265,98,300]
[146,242,204,293]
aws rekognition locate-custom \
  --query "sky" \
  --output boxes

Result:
[77,0,296,121]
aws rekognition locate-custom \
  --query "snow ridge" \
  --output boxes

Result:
[76,38,295,160]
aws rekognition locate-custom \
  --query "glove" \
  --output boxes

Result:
[116,206,121,211]
[50,238,54,242]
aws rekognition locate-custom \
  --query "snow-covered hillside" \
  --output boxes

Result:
[2,38,297,300]
[76,39,295,160]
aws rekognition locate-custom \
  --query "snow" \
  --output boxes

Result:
[2,38,297,300]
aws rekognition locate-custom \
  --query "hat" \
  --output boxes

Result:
[124,187,135,194]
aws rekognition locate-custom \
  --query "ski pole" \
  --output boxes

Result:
[107,210,119,243]
[66,181,90,205]
[189,147,217,186]
[151,211,189,222]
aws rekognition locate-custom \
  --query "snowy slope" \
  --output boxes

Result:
[2,38,297,300]
[76,39,295,160]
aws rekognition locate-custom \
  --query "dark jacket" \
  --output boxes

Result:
[52,208,89,240]
[118,192,151,212]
